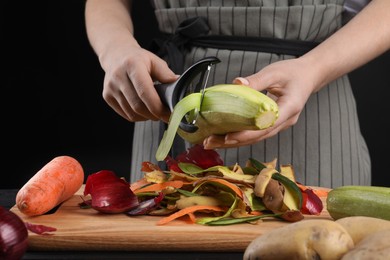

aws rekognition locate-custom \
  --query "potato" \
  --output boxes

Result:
[341,230,390,260]
[243,219,354,260]
[336,216,390,244]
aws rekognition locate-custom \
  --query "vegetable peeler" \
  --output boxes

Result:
[155,56,221,133]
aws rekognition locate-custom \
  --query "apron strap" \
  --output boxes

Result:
[191,34,320,57]
[149,16,320,73]
[149,16,210,74]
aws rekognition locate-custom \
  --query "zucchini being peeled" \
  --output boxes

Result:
[326,185,390,221]
[156,84,279,161]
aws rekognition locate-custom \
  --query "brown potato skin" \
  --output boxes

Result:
[244,219,354,260]
[336,216,390,244]
[342,230,390,260]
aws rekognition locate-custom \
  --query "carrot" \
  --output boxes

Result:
[133,180,185,194]
[16,155,84,216]
[156,205,226,225]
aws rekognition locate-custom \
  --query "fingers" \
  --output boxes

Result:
[150,55,178,84]
[102,50,177,123]
[104,93,146,122]
[203,115,299,149]
[125,65,165,120]
[214,60,310,149]
[102,72,150,121]
[203,128,274,149]
[203,95,301,149]
[127,53,178,122]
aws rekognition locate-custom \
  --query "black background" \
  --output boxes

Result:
[2,1,390,188]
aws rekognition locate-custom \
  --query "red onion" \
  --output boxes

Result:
[84,170,139,213]
[0,206,28,260]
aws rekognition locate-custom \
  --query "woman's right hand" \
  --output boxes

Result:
[85,0,178,123]
[100,43,178,123]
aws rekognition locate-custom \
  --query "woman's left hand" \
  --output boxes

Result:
[203,57,319,149]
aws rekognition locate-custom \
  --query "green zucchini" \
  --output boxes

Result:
[326,185,390,220]
[156,84,278,161]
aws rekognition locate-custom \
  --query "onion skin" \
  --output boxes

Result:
[84,170,139,213]
[0,206,28,260]
[300,188,323,215]
[165,144,224,173]
[127,192,165,216]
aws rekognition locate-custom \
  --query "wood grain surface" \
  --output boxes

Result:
[10,186,332,252]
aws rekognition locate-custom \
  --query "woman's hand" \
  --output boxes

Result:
[203,57,318,149]
[101,43,178,123]
[203,0,390,149]
[85,0,178,123]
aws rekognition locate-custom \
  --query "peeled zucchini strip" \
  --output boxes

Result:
[156,93,201,161]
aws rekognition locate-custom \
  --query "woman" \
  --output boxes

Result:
[84,0,390,187]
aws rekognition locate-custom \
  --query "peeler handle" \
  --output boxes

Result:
[155,81,177,112]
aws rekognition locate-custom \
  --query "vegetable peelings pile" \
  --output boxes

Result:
[82,145,326,226]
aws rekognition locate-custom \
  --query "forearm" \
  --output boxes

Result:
[85,0,140,68]
[302,0,390,91]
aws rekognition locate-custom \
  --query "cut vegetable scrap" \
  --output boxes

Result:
[174,144,224,169]
[272,173,303,210]
[297,183,329,197]
[300,188,323,215]
[141,161,163,172]
[156,93,202,161]
[80,145,324,226]
[156,205,226,225]
[25,222,57,235]
[217,166,256,183]
[84,170,139,214]
[133,180,185,194]
[186,212,197,224]
[126,192,165,216]
[192,178,244,199]
[130,178,149,192]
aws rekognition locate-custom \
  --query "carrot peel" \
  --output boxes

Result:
[193,178,243,199]
[134,180,185,194]
[156,205,226,225]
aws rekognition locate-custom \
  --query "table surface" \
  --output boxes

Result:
[1,189,244,260]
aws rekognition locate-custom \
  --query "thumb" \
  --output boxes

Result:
[233,71,271,92]
[232,77,250,86]
[150,56,178,83]
[233,74,279,104]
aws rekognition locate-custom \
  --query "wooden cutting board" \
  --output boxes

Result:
[10,186,332,252]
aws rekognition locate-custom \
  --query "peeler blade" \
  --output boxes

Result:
[155,56,220,133]
[191,63,212,126]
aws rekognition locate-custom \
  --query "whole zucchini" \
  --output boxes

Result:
[326,185,390,220]
[156,84,278,161]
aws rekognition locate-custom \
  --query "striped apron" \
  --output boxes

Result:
[130,0,371,188]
